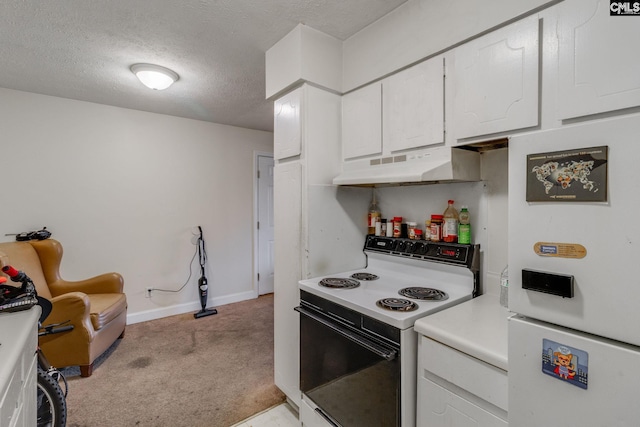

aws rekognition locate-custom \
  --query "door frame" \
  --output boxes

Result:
[253,151,275,298]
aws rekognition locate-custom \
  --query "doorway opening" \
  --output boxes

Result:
[254,152,275,296]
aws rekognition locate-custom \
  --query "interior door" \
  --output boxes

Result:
[257,155,275,295]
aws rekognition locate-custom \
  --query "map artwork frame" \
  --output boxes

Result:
[526,146,608,202]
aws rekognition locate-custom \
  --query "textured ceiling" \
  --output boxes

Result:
[0,0,407,132]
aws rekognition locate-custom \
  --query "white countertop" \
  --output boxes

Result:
[414,294,510,371]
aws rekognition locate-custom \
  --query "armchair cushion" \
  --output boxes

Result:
[88,293,127,330]
[0,239,126,377]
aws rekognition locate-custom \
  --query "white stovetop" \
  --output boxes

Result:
[414,294,511,371]
[299,252,475,330]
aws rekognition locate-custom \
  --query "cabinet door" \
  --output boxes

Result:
[342,82,382,160]
[383,57,445,152]
[453,15,539,140]
[557,0,640,119]
[418,378,508,427]
[273,161,303,407]
[274,87,303,160]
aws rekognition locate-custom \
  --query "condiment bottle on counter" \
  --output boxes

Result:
[367,193,381,235]
[374,218,382,236]
[415,229,423,240]
[430,214,443,241]
[458,206,471,244]
[442,200,459,243]
[424,219,431,241]
[393,217,403,237]
[407,222,417,239]
[386,218,394,237]
[380,219,388,237]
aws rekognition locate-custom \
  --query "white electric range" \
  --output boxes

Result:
[296,235,480,427]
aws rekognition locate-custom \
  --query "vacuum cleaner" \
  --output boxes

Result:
[194,226,217,319]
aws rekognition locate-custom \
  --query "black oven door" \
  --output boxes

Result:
[296,301,401,427]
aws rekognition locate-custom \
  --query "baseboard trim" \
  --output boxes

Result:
[126,290,258,324]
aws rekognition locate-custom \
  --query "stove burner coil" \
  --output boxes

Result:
[350,272,379,281]
[319,278,360,289]
[376,298,418,311]
[399,287,449,301]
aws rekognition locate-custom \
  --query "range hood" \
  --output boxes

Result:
[333,146,481,186]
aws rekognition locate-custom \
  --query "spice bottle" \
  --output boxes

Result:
[367,193,381,235]
[424,219,432,241]
[393,217,403,238]
[415,229,423,240]
[430,214,443,241]
[375,218,382,236]
[380,219,387,237]
[386,218,394,237]
[458,206,471,244]
[442,200,459,243]
[407,222,417,240]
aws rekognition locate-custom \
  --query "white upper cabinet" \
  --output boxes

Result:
[383,57,445,152]
[342,82,382,160]
[452,15,540,140]
[274,87,303,160]
[557,0,640,120]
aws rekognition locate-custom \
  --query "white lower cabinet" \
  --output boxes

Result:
[0,308,39,427]
[417,336,508,427]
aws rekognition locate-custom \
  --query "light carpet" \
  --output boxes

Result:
[63,294,285,427]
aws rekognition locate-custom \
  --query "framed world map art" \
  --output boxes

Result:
[526,146,608,202]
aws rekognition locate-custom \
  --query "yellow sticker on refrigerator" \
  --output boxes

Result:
[534,242,587,259]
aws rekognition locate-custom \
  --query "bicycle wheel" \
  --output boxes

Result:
[37,366,67,427]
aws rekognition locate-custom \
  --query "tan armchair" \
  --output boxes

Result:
[0,239,127,377]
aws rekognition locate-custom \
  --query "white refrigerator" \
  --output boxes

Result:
[507,115,640,426]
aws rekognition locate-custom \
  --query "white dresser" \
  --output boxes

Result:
[414,295,510,427]
[0,307,39,427]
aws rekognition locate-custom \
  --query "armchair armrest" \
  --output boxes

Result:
[45,291,95,338]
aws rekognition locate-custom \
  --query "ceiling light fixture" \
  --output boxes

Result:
[130,63,179,90]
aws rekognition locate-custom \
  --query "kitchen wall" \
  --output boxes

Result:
[0,88,273,323]
[374,148,508,296]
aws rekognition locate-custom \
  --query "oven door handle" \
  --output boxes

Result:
[295,306,397,361]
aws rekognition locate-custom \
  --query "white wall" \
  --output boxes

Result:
[374,148,508,297]
[0,88,273,323]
